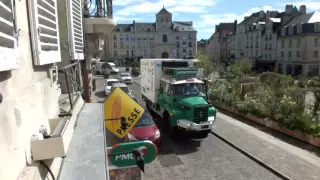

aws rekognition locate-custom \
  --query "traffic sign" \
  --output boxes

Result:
[108,140,158,167]
[104,88,145,138]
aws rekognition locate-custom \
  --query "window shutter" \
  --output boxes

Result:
[68,0,84,60]
[0,0,18,71]
[28,0,61,65]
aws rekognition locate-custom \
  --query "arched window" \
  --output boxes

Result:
[162,34,167,42]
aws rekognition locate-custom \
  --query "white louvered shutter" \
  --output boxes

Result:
[28,0,61,65]
[0,0,18,71]
[68,0,84,60]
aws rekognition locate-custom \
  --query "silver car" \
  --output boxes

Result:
[119,72,133,84]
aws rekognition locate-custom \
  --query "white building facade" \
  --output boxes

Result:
[108,7,197,64]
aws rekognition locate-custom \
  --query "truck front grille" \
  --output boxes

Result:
[194,107,208,123]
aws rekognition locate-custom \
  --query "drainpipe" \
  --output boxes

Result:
[82,0,90,103]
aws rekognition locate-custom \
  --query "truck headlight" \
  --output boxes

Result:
[208,116,215,123]
[154,129,160,139]
[127,133,137,140]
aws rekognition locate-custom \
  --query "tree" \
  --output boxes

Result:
[231,59,252,78]
[195,53,214,78]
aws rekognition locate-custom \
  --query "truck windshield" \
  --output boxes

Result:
[107,81,118,86]
[172,83,205,96]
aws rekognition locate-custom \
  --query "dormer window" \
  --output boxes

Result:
[315,22,320,32]
[281,27,286,36]
[119,27,123,32]
[289,26,293,34]
[297,24,302,33]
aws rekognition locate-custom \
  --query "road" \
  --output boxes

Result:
[92,68,320,180]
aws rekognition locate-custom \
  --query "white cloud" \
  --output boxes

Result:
[282,1,320,11]
[114,16,141,22]
[197,5,281,30]
[114,0,217,17]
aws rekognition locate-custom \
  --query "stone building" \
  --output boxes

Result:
[108,7,197,64]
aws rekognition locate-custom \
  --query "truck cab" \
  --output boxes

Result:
[158,68,216,137]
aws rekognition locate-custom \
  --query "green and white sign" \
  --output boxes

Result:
[108,140,158,167]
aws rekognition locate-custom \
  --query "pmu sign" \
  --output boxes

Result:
[108,140,158,167]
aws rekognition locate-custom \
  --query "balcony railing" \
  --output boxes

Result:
[84,0,113,18]
[58,62,83,116]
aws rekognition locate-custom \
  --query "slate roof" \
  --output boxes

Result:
[157,7,171,14]
[285,12,317,26]
[114,21,195,32]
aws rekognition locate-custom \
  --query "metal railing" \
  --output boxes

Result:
[85,0,113,18]
[59,62,83,116]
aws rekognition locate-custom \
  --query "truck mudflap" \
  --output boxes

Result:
[177,116,215,131]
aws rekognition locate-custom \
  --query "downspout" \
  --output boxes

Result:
[82,0,90,102]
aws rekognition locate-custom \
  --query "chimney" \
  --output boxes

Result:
[300,5,306,14]
[259,11,265,18]
[234,20,237,32]
[285,4,293,14]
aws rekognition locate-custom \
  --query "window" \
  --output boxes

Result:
[278,64,283,73]
[183,49,186,53]
[166,17,168,22]
[297,24,302,33]
[289,39,292,48]
[144,50,147,56]
[255,41,258,48]
[189,34,192,39]
[281,27,286,36]
[120,42,123,48]
[28,0,61,65]
[176,42,180,47]
[68,0,84,60]
[120,34,123,40]
[189,50,192,56]
[0,0,18,71]
[313,51,319,59]
[162,34,167,42]
[113,35,117,40]
[288,51,291,58]
[297,38,300,46]
[308,65,319,76]
[289,26,293,34]
[183,41,186,45]
[113,42,117,48]
[296,51,300,58]
[281,51,284,58]
[114,50,117,56]
[255,50,258,56]
[314,38,318,45]
[176,35,179,39]
[189,42,192,47]
[281,40,284,48]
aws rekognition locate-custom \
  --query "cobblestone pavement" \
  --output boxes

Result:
[93,69,320,180]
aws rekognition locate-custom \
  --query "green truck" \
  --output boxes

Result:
[140,59,217,139]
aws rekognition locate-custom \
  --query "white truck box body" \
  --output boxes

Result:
[141,59,194,103]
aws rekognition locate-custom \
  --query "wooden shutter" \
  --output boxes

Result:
[0,0,18,71]
[28,0,61,65]
[68,0,84,60]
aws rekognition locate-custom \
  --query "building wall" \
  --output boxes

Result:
[109,28,197,61]
[0,1,60,179]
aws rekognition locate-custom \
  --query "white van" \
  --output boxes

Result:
[95,61,119,75]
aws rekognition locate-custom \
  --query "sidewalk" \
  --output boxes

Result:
[214,113,320,180]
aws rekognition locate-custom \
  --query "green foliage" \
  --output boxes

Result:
[231,59,252,78]
[297,76,308,88]
[209,72,320,135]
[195,53,214,78]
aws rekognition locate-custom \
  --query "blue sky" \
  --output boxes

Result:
[90,0,320,40]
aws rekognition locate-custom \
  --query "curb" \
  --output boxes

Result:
[133,80,141,87]
[210,131,292,180]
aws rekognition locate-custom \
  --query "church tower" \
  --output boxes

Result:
[156,7,172,31]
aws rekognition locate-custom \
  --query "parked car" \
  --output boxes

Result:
[124,107,161,148]
[119,72,133,84]
[111,83,136,99]
[104,79,119,95]
[95,61,119,75]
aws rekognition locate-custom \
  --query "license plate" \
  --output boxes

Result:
[201,125,209,129]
